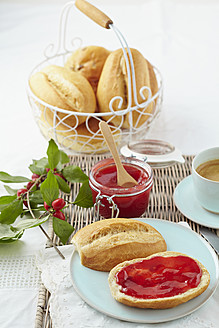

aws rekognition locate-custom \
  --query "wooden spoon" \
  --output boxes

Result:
[99,121,138,188]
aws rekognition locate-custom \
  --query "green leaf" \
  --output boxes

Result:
[0,223,24,243]
[47,139,60,170]
[29,157,48,175]
[53,217,74,244]
[40,170,59,206]
[0,199,23,224]
[4,185,18,195]
[55,175,70,194]
[34,157,49,167]
[0,195,17,210]
[13,215,49,230]
[55,162,63,172]
[29,164,45,176]
[62,165,88,183]
[73,180,93,208]
[60,150,69,164]
[0,171,30,183]
[29,190,44,204]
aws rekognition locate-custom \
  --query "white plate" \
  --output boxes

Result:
[70,218,219,323]
[174,175,219,229]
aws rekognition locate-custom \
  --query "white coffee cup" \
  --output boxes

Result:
[192,147,219,213]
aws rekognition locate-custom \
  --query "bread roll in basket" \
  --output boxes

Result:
[65,45,110,93]
[29,65,96,128]
[29,63,120,153]
[97,48,158,129]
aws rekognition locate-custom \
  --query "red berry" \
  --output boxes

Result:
[32,173,40,181]
[44,202,51,211]
[23,200,28,208]
[52,198,66,211]
[17,189,28,207]
[53,210,65,221]
[27,181,34,190]
[17,188,27,198]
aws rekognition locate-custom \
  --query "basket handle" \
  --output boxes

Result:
[75,0,113,29]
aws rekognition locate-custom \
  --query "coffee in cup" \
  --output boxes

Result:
[192,147,219,213]
[196,159,219,182]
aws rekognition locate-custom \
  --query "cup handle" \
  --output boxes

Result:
[75,0,113,29]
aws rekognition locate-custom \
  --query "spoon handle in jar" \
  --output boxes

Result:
[99,121,138,187]
[99,121,122,168]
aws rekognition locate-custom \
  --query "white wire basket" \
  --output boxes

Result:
[27,0,163,155]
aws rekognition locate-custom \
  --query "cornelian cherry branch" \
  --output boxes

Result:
[38,225,65,260]
[26,189,65,260]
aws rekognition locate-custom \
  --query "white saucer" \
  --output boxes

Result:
[174,175,219,229]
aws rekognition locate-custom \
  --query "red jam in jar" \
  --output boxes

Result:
[116,256,202,299]
[89,157,153,218]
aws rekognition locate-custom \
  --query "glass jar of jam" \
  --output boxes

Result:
[89,157,153,218]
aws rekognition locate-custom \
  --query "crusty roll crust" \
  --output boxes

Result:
[97,48,158,129]
[71,218,167,271]
[29,65,96,127]
[65,46,110,93]
[108,251,210,309]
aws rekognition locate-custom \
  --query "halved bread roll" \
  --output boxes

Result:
[29,65,96,127]
[108,251,210,309]
[65,46,110,93]
[71,218,167,271]
[97,48,158,129]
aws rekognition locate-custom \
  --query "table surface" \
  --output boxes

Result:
[0,1,219,327]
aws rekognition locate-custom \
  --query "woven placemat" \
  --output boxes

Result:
[35,154,199,328]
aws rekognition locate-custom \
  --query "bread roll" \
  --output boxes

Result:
[71,218,167,271]
[97,48,158,129]
[39,113,120,153]
[65,46,110,93]
[108,251,210,309]
[29,65,96,127]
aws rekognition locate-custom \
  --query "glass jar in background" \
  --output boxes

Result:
[89,157,153,218]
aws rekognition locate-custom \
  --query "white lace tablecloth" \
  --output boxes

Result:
[36,245,219,328]
[0,226,47,328]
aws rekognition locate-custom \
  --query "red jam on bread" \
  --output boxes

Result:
[116,255,202,299]
[89,158,153,218]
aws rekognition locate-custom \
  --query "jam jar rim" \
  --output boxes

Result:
[89,156,153,195]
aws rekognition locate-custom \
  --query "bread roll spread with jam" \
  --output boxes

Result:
[108,251,210,309]
[29,65,96,127]
[65,45,110,93]
[71,218,167,271]
[97,48,158,129]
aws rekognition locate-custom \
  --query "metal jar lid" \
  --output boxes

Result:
[120,139,185,168]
